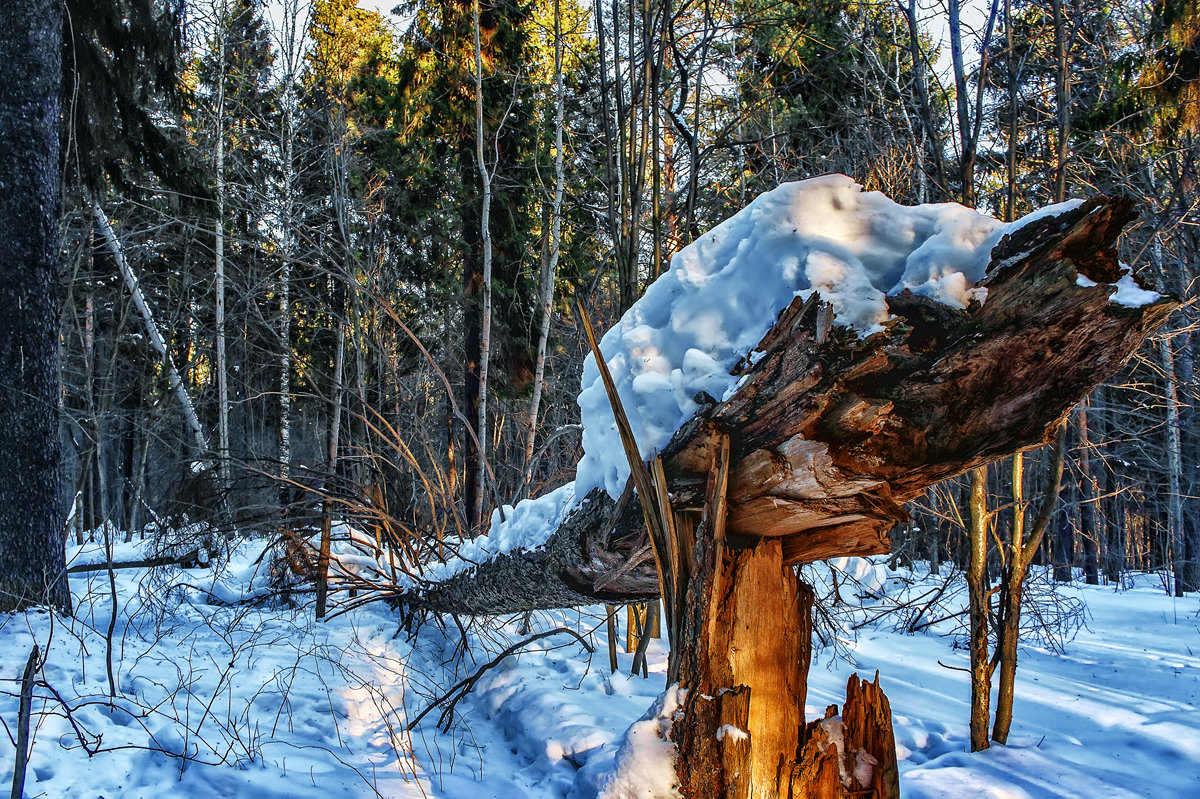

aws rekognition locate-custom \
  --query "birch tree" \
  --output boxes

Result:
[213,0,232,490]
[524,0,568,491]
[272,0,311,489]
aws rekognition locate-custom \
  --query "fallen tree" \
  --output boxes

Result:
[399,193,1175,798]
[404,195,1173,616]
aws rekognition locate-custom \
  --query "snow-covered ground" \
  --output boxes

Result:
[0,177,1186,796]
[2,542,1196,798]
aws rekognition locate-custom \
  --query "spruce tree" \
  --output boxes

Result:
[0,0,71,614]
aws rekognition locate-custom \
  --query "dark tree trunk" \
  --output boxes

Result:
[1053,432,1076,583]
[1097,385,1123,583]
[0,0,70,614]
[461,139,483,532]
[1078,403,1100,585]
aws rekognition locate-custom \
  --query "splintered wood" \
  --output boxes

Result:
[676,537,810,799]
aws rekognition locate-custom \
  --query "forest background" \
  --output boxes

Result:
[49,0,1200,608]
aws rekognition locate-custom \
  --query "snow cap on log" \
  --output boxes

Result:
[576,175,1093,500]
[403,182,1173,614]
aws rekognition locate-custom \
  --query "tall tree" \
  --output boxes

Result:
[0,0,71,614]
[272,0,311,493]
[196,0,281,500]
[395,0,539,529]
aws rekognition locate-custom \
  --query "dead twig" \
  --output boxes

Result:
[66,548,201,574]
[405,627,594,732]
[10,645,40,799]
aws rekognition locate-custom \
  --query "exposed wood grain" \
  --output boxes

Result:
[842,673,900,799]
[791,709,846,799]
[677,537,808,799]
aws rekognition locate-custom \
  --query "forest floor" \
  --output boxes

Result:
[1,537,1197,798]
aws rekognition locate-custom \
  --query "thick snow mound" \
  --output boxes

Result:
[576,174,1053,499]
[431,178,1110,569]
[419,482,578,583]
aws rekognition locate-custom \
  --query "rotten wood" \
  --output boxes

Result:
[791,707,846,799]
[842,673,900,799]
[789,675,899,799]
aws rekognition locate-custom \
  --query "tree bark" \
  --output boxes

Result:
[523,0,567,492]
[275,0,307,495]
[214,0,231,490]
[315,314,346,620]
[1077,401,1100,584]
[10,646,39,799]
[1161,333,1186,596]
[992,425,1066,744]
[0,0,71,614]
[472,0,494,528]
[967,465,991,752]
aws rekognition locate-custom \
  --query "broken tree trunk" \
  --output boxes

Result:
[400,197,1175,798]
[790,674,899,799]
[404,196,1174,617]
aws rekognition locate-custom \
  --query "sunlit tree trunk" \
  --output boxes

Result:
[993,428,1065,744]
[523,0,567,491]
[967,465,991,751]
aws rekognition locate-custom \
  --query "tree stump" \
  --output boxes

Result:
[673,505,901,798]
[675,534,810,798]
